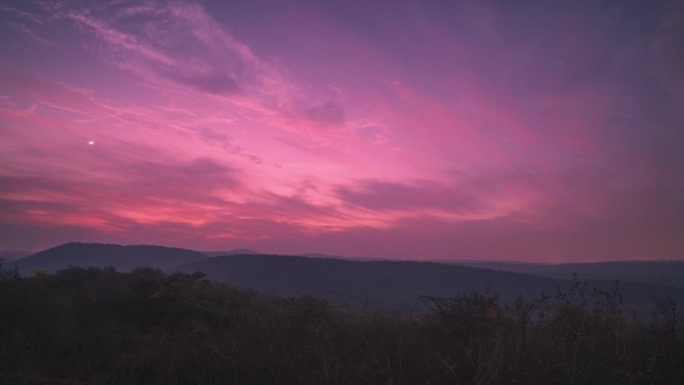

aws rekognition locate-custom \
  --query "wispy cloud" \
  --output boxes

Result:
[1,0,682,260]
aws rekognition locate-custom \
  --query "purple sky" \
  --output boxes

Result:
[1,0,683,261]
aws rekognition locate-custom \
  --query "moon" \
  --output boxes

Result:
[88,140,95,145]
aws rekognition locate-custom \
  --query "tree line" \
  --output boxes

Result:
[0,262,682,384]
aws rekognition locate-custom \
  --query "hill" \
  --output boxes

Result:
[10,243,684,315]
[178,254,684,314]
[10,242,206,275]
[455,260,684,287]
[0,249,33,261]
[199,248,260,258]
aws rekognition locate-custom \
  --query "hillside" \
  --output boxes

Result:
[0,249,33,261]
[10,243,684,315]
[456,260,684,287]
[199,248,260,258]
[178,254,684,314]
[10,242,206,275]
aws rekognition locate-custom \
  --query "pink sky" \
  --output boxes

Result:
[1,0,683,261]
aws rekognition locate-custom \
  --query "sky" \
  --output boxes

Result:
[1,0,683,262]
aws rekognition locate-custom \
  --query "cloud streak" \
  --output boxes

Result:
[0,0,682,261]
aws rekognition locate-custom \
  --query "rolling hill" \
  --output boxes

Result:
[178,254,684,314]
[10,242,206,275]
[455,260,684,287]
[9,242,684,315]
[199,248,260,258]
[0,249,33,261]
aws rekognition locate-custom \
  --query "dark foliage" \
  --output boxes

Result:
[0,267,682,384]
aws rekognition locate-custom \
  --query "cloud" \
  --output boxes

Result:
[1,0,682,261]
[303,102,346,126]
[43,0,366,144]
[160,70,241,96]
[0,150,244,230]
[354,124,388,143]
[336,179,482,213]
[52,0,265,97]
[650,0,684,103]
[0,4,45,25]
[121,157,241,199]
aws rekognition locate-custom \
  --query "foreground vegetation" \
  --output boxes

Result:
[1,262,682,384]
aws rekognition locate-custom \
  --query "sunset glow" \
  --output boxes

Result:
[1,0,683,261]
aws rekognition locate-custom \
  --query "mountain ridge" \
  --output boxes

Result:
[9,242,684,314]
[9,242,206,274]
[177,253,684,314]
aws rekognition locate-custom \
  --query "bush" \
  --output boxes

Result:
[1,268,682,384]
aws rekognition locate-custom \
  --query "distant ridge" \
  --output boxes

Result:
[453,260,684,287]
[10,242,206,275]
[9,242,684,315]
[200,249,260,257]
[177,254,684,314]
[0,249,33,261]
[295,253,343,259]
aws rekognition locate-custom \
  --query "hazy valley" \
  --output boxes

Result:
[8,242,684,315]
[2,243,683,384]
